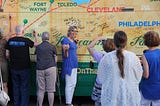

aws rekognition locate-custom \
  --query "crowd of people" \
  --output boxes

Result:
[0,25,160,106]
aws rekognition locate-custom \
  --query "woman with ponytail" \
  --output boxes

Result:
[98,31,143,106]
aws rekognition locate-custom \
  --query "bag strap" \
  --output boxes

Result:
[0,68,4,91]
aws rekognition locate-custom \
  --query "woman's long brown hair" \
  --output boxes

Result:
[114,31,127,78]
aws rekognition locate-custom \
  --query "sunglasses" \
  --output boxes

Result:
[71,30,78,33]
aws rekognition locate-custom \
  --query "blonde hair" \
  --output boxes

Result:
[67,26,77,37]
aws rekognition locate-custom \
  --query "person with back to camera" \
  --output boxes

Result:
[0,28,9,106]
[5,25,38,106]
[61,26,78,106]
[98,31,143,106]
[35,32,57,106]
[87,36,115,106]
[140,31,160,106]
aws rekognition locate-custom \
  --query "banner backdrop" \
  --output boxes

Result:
[0,0,160,95]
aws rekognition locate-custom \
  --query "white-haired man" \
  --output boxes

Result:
[5,25,38,106]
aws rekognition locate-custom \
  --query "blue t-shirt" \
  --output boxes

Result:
[140,49,160,100]
[61,37,78,78]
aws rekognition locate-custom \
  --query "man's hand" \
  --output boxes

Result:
[33,30,38,37]
[33,30,39,47]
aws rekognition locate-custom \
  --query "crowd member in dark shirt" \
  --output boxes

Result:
[35,32,57,106]
[5,25,38,106]
[0,28,9,99]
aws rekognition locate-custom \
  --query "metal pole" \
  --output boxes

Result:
[56,68,62,106]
